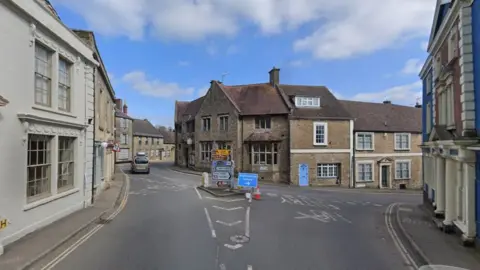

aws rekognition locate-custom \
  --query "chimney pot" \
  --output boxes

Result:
[115,98,122,110]
[383,100,391,104]
[123,103,128,114]
[269,67,280,86]
[415,103,422,108]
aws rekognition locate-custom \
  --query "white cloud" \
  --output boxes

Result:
[226,45,239,55]
[352,81,422,104]
[178,60,190,66]
[421,41,429,51]
[54,0,435,59]
[122,71,195,98]
[401,58,424,75]
[134,114,174,128]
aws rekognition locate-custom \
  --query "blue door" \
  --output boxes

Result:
[475,153,480,239]
[299,164,309,187]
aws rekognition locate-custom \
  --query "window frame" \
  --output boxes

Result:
[313,122,328,146]
[202,117,211,131]
[295,96,321,108]
[27,134,53,202]
[357,161,374,182]
[356,132,374,150]
[395,159,412,180]
[316,163,338,179]
[201,142,212,161]
[57,136,75,191]
[250,143,278,165]
[58,57,72,112]
[255,117,271,129]
[34,43,53,107]
[219,115,229,131]
[394,133,411,151]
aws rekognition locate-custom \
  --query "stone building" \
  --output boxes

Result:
[114,99,134,163]
[157,126,175,161]
[133,119,164,160]
[340,100,422,189]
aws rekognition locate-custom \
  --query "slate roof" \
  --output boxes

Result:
[115,110,133,120]
[133,119,163,138]
[244,132,283,142]
[278,84,352,119]
[339,100,422,133]
[157,127,175,144]
[175,101,189,123]
[220,83,290,115]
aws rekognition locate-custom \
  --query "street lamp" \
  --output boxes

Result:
[186,138,192,145]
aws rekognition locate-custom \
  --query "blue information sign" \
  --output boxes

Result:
[237,173,258,188]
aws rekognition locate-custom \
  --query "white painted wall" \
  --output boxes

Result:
[0,0,97,252]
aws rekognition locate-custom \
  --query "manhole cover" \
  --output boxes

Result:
[230,235,249,243]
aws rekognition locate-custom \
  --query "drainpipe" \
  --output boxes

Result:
[91,67,97,205]
[350,119,356,188]
[241,116,244,172]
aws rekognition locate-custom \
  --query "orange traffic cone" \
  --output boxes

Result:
[253,187,261,200]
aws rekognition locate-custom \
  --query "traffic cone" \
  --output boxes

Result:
[253,187,261,200]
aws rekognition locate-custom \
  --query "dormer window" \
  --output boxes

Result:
[295,97,320,108]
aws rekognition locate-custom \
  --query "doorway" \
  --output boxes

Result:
[381,165,390,188]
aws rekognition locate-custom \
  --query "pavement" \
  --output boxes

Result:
[391,203,480,270]
[0,166,129,270]
[12,162,429,270]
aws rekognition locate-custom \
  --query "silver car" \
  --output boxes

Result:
[131,156,150,174]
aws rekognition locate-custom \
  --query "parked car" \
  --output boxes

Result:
[131,156,150,174]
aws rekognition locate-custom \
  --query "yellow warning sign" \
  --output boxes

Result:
[0,218,8,230]
[215,149,230,156]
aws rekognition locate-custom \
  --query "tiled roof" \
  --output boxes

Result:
[339,100,421,133]
[244,132,283,142]
[115,110,133,120]
[220,83,289,115]
[278,84,352,119]
[175,101,189,123]
[133,119,163,138]
[157,127,175,144]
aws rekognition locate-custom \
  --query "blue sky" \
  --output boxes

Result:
[51,0,436,128]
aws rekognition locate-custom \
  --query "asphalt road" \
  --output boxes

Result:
[42,162,422,270]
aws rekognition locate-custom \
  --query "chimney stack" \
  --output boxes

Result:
[383,100,391,104]
[269,67,280,86]
[114,98,122,110]
[123,101,128,114]
[415,102,422,108]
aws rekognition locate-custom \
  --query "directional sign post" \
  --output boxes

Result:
[237,173,258,188]
[211,160,234,187]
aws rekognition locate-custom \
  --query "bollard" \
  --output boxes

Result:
[202,172,210,188]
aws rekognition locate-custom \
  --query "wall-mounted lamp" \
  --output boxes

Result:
[187,138,192,145]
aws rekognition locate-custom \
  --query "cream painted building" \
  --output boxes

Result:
[0,0,98,255]
[73,30,116,195]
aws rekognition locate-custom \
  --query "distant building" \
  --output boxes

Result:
[114,99,134,163]
[157,126,175,161]
[133,119,164,160]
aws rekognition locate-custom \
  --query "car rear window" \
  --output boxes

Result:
[135,158,149,164]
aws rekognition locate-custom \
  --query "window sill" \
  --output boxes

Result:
[394,149,411,151]
[356,148,375,151]
[313,143,327,146]
[356,180,374,183]
[394,178,411,181]
[32,106,77,118]
[24,188,80,211]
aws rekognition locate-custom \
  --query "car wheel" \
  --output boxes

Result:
[147,169,150,174]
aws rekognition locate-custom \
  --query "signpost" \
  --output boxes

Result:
[237,173,258,188]
[211,160,234,187]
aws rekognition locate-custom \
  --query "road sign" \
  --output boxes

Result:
[238,173,258,188]
[213,171,231,180]
[215,149,230,156]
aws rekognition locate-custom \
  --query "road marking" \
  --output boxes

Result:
[294,210,337,223]
[333,213,352,224]
[204,208,216,238]
[297,196,317,207]
[346,201,356,205]
[220,264,227,270]
[266,193,278,197]
[194,187,203,200]
[247,265,253,270]
[328,204,340,210]
[216,220,243,227]
[40,170,130,270]
[245,206,251,238]
[213,206,244,211]
[385,203,417,270]
[224,244,243,250]
[373,204,383,207]
[284,195,305,205]
[399,207,412,212]
[205,197,245,202]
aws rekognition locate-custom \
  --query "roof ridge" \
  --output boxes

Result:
[340,99,420,108]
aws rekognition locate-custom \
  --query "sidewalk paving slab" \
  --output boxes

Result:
[0,168,127,270]
[394,204,480,270]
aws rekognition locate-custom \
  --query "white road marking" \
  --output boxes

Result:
[266,193,278,197]
[245,206,251,238]
[40,171,130,270]
[213,206,244,211]
[194,187,203,200]
[284,195,304,205]
[328,204,340,210]
[220,264,227,270]
[280,197,292,204]
[247,265,253,270]
[204,208,216,238]
[294,210,337,223]
[297,196,317,207]
[216,220,243,227]
[385,203,417,270]
[374,204,383,207]
[205,197,245,202]
[399,207,412,212]
[224,243,243,250]
[334,213,352,224]
[346,201,356,205]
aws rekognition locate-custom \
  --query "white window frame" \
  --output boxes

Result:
[426,102,432,134]
[255,117,271,129]
[57,136,75,191]
[313,122,328,146]
[317,163,338,179]
[27,134,53,202]
[394,133,411,150]
[357,161,374,182]
[356,132,374,150]
[201,142,212,161]
[446,85,455,128]
[58,57,72,112]
[395,159,411,180]
[251,143,278,165]
[295,96,320,108]
[34,43,52,107]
